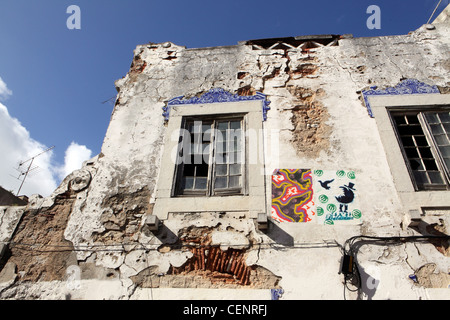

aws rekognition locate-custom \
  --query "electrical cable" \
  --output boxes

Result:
[427,0,443,24]
[6,235,448,258]
[340,234,450,300]
[3,232,449,301]
[4,239,340,253]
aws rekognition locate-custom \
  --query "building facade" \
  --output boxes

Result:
[0,10,449,300]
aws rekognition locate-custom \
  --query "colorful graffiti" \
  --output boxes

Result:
[271,169,315,223]
[313,170,361,225]
[271,169,361,225]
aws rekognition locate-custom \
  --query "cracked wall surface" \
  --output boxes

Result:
[1,21,449,300]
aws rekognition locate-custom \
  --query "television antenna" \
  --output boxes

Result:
[15,146,55,196]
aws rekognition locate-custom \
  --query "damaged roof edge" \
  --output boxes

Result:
[140,34,349,51]
[241,34,345,49]
[243,34,343,44]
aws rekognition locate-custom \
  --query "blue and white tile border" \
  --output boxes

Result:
[362,79,440,118]
[163,88,271,121]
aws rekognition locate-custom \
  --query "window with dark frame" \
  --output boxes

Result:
[391,109,450,190]
[174,116,244,196]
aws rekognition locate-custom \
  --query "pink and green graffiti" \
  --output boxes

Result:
[271,169,315,222]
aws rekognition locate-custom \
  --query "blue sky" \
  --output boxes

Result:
[0,0,448,196]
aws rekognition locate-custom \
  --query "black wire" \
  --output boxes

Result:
[341,234,450,300]
[5,240,340,253]
[5,234,449,301]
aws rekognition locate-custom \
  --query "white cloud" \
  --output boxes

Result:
[0,102,57,197]
[0,77,93,197]
[58,142,93,180]
[0,77,12,100]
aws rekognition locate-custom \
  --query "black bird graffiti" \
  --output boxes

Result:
[335,182,356,212]
[318,179,334,190]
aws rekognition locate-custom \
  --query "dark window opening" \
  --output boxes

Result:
[391,109,450,190]
[174,117,245,196]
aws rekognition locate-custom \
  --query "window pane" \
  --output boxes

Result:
[230,164,241,175]
[438,145,450,157]
[192,142,203,155]
[394,115,406,125]
[215,135,227,154]
[231,134,242,152]
[184,177,194,190]
[409,159,423,170]
[215,153,226,164]
[202,143,210,156]
[443,123,450,133]
[398,125,423,136]
[191,122,203,143]
[215,176,227,189]
[195,177,207,190]
[434,134,449,146]
[413,171,429,185]
[192,153,203,165]
[236,151,242,164]
[195,164,209,177]
[229,176,241,188]
[406,115,419,124]
[230,121,241,130]
[428,171,444,184]
[236,138,242,151]
[423,159,438,171]
[425,113,439,124]
[445,158,450,170]
[430,124,444,135]
[221,140,228,153]
[229,139,237,152]
[218,122,228,130]
[418,147,433,159]
[405,147,419,158]
[202,123,211,132]
[438,112,450,123]
[401,136,414,146]
[414,136,429,147]
[184,164,195,176]
[228,152,241,164]
[189,154,196,165]
[215,128,226,143]
[193,121,202,132]
[216,164,227,176]
[203,128,212,141]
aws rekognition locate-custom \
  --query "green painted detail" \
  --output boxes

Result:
[318,194,328,203]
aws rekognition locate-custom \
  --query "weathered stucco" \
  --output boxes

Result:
[1,19,449,300]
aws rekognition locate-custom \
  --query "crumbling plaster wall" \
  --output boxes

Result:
[1,23,449,300]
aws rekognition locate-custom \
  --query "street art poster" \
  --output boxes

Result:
[271,169,315,223]
[271,169,361,225]
[312,170,361,225]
